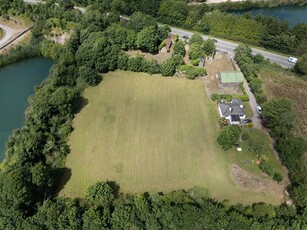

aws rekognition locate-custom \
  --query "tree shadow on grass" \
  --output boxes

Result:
[107,181,120,198]
[74,97,89,115]
[53,167,72,196]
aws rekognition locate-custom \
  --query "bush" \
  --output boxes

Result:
[172,54,184,67]
[232,94,249,101]
[241,132,250,141]
[173,34,179,42]
[218,118,228,129]
[239,83,247,95]
[259,161,274,176]
[127,55,144,72]
[273,173,283,183]
[160,58,176,76]
[186,66,206,79]
[142,59,160,74]
[173,40,185,56]
[211,93,232,102]
[191,59,200,66]
[158,39,166,50]
[178,65,206,79]
[117,53,129,70]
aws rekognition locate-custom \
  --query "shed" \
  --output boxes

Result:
[219,71,244,86]
[165,35,173,52]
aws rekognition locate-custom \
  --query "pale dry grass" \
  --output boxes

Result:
[259,67,307,139]
[0,16,31,30]
[61,71,284,205]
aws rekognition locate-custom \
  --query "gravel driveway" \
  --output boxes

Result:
[0,23,20,50]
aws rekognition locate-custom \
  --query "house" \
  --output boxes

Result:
[218,98,246,124]
[218,71,243,86]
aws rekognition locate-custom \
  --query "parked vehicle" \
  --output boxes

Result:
[256,106,262,114]
[243,119,252,124]
[182,35,189,39]
[212,39,218,43]
[288,57,298,63]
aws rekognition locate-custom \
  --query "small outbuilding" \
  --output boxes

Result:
[218,71,244,86]
[165,35,173,52]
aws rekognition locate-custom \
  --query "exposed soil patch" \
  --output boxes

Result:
[205,52,242,97]
[0,16,31,30]
[49,31,71,45]
[230,164,288,202]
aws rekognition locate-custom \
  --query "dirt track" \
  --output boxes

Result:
[0,23,19,49]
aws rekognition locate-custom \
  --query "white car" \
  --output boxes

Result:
[256,106,262,114]
[288,57,298,63]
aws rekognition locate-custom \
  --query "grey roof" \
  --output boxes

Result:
[219,99,245,117]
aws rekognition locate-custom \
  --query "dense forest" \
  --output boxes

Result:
[0,0,306,228]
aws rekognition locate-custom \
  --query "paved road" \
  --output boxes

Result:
[171,27,295,68]
[0,23,20,49]
[23,1,294,68]
[23,0,86,13]
[23,0,44,3]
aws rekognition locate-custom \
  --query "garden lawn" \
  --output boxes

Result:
[229,128,285,177]
[61,70,284,205]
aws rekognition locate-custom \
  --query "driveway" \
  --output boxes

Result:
[242,78,262,129]
[0,23,19,49]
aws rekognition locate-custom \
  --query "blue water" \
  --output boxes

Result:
[0,57,53,161]
[232,4,307,27]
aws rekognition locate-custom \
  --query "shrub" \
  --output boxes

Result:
[273,173,283,183]
[158,39,166,50]
[191,59,200,66]
[142,59,160,74]
[172,54,184,67]
[117,53,129,70]
[127,55,144,72]
[239,83,247,95]
[259,161,274,176]
[173,40,186,56]
[211,93,220,101]
[160,58,176,76]
[232,94,249,101]
[241,132,250,141]
[218,118,228,129]
[173,34,179,42]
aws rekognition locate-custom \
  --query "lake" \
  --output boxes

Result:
[232,4,307,27]
[0,57,53,162]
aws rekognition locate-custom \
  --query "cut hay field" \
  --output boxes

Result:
[61,71,284,205]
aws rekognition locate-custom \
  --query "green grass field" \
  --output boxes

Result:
[61,71,285,204]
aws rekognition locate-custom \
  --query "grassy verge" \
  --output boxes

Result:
[61,70,285,205]
[0,28,4,40]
